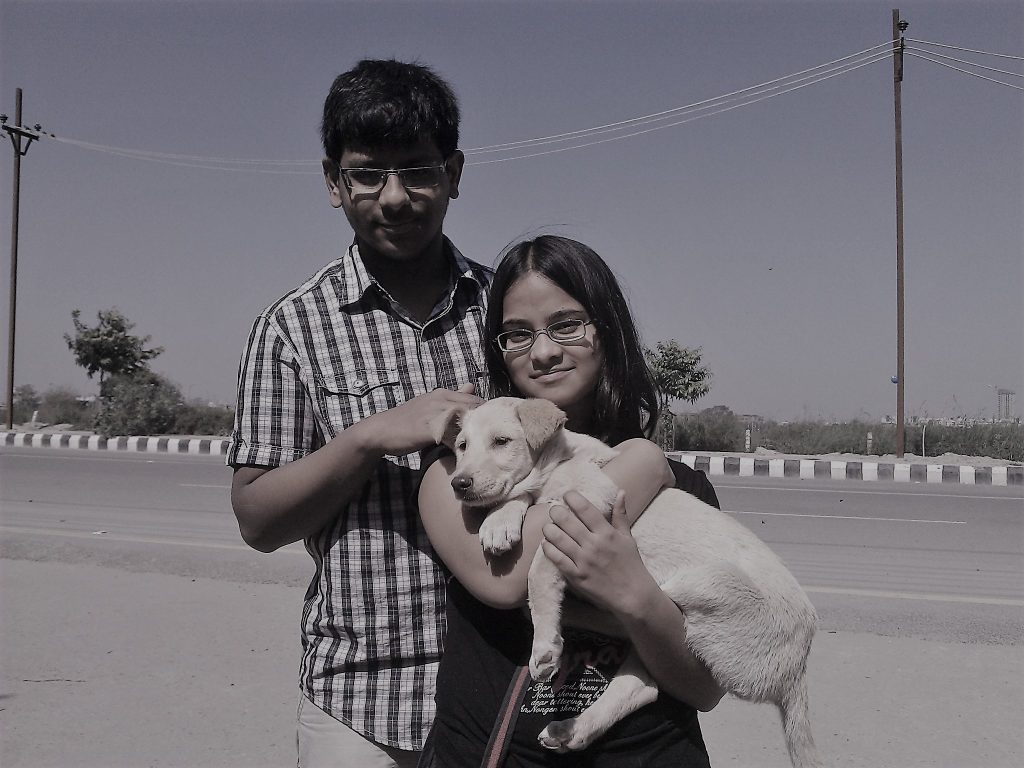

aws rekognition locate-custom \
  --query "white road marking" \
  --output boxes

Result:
[804,585,1024,607]
[722,483,1021,502]
[0,525,306,554]
[726,509,967,524]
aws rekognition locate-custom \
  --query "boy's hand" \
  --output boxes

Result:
[357,383,482,457]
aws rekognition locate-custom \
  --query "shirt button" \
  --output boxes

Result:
[353,378,366,389]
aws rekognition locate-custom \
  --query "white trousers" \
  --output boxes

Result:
[296,695,421,768]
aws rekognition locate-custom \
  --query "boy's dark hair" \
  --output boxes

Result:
[484,235,660,445]
[321,59,460,180]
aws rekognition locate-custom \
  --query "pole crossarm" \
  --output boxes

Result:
[2,124,40,156]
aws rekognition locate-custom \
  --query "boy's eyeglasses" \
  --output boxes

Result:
[495,319,593,353]
[339,164,447,194]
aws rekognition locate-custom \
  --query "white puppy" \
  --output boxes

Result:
[436,397,821,768]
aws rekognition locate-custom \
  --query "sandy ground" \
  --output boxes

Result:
[2,557,1021,768]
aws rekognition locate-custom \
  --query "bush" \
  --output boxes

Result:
[39,387,93,428]
[674,416,1023,461]
[93,371,183,437]
[675,406,745,452]
[11,384,41,424]
[171,401,234,436]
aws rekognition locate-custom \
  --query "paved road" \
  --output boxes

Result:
[2,447,1022,767]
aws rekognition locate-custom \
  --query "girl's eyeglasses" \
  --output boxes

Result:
[495,319,593,353]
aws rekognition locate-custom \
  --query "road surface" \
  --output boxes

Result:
[2,447,1021,767]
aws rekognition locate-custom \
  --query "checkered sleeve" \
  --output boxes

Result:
[227,311,317,468]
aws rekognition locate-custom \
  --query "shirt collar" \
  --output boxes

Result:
[337,236,483,309]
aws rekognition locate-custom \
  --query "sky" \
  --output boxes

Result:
[0,0,1021,422]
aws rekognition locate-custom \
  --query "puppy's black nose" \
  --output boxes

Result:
[451,475,473,493]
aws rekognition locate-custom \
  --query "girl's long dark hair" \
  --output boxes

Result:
[484,235,659,445]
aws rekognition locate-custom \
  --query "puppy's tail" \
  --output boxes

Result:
[779,676,822,768]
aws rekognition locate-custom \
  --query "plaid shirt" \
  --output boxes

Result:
[228,238,491,749]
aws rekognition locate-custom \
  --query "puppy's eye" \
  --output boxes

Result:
[456,440,467,452]
[493,436,511,447]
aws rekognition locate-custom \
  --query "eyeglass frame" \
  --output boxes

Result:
[337,160,451,194]
[494,319,595,353]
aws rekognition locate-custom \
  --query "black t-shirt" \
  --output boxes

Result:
[429,459,721,768]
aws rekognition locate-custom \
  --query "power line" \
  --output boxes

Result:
[20,36,1023,173]
[33,40,897,173]
[906,38,1024,61]
[905,51,1024,91]
[46,135,317,173]
[904,46,1024,80]
[464,40,896,154]
[466,52,893,166]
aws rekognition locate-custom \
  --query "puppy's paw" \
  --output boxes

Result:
[529,637,563,682]
[478,516,523,554]
[538,718,590,752]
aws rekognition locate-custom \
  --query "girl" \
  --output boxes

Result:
[419,235,724,767]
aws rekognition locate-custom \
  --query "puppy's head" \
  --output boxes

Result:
[446,397,566,507]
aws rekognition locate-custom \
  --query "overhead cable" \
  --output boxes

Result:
[904,46,1023,80]
[906,38,1024,61]
[465,51,892,165]
[905,51,1024,91]
[464,40,896,154]
[47,135,317,172]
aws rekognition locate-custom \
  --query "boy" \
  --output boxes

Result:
[228,59,491,767]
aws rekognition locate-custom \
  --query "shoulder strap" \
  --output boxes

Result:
[480,665,531,768]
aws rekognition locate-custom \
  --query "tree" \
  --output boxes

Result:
[64,309,164,394]
[644,340,711,449]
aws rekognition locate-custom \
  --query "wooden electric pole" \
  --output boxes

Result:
[892,10,909,457]
[2,88,39,429]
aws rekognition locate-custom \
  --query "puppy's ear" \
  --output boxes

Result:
[516,398,567,451]
[432,406,466,449]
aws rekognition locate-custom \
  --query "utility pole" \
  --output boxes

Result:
[1,88,39,429]
[892,10,909,457]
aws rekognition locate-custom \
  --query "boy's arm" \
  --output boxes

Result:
[232,385,481,553]
[417,438,672,609]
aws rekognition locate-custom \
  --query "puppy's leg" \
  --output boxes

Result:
[537,649,658,753]
[527,547,567,682]
[477,497,530,554]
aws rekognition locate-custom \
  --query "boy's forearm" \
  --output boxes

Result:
[231,419,384,552]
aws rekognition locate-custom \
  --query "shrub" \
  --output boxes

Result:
[171,402,234,436]
[39,387,93,428]
[93,371,183,437]
[675,406,744,452]
[11,384,41,424]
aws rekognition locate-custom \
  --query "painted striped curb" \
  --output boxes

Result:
[669,452,1023,487]
[1,431,231,456]
[4,432,1020,485]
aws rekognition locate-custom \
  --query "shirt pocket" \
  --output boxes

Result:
[313,367,406,437]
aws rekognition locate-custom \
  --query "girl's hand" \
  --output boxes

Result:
[540,490,661,619]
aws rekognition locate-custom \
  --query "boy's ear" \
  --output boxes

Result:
[446,150,465,200]
[323,159,343,208]
[516,398,567,451]
[432,406,466,449]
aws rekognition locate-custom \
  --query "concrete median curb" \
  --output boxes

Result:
[668,451,1023,486]
[3,431,1020,485]
[1,430,231,456]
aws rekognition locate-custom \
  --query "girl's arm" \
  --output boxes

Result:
[541,490,725,712]
[417,437,672,610]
